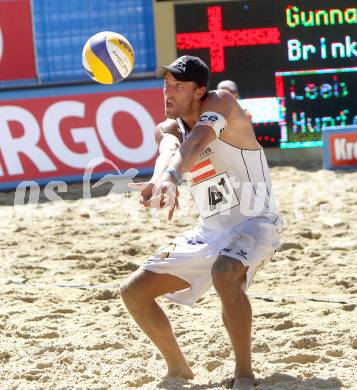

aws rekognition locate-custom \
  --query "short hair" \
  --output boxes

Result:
[216,80,238,95]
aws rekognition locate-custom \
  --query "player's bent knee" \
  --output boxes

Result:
[119,277,136,304]
[120,270,164,305]
[119,272,146,305]
[211,256,247,292]
[211,258,234,290]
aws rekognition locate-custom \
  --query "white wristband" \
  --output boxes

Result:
[164,167,183,185]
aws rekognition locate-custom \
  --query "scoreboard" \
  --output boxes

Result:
[173,0,357,148]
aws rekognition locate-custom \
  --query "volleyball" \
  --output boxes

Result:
[82,31,135,84]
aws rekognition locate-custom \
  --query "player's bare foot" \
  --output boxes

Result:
[166,364,194,379]
[232,377,255,390]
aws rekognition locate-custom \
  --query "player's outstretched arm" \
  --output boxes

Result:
[128,120,181,208]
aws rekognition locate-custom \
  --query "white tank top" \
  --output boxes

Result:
[177,118,282,231]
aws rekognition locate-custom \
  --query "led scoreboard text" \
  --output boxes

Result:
[174,0,357,148]
[277,68,356,147]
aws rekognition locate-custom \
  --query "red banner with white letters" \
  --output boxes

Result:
[329,132,357,168]
[0,0,36,81]
[0,88,164,187]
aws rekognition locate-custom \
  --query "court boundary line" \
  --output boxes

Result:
[1,281,356,305]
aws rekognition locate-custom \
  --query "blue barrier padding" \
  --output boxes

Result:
[0,79,162,101]
[32,0,156,83]
[0,168,154,191]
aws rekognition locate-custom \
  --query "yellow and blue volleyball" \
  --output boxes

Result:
[82,31,135,84]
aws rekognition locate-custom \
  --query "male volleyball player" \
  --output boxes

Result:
[120,56,282,390]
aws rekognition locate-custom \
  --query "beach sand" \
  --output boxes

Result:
[0,166,356,389]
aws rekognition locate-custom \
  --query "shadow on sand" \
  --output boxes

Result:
[157,372,343,389]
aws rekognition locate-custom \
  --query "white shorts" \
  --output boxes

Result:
[141,217,280,306]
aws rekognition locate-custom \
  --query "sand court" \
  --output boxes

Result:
[0,165,356,389]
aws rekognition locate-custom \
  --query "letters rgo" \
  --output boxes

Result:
[0,96,158,178]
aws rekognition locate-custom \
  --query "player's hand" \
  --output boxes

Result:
[128,181,155,207]
[150,179,179,221]
[128,177,180,220]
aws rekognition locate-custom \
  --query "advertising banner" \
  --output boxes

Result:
[322,126,357,169]
[0,0,36,81]
[0,87,164,189]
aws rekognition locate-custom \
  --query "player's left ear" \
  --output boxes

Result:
[194,86,206,100]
